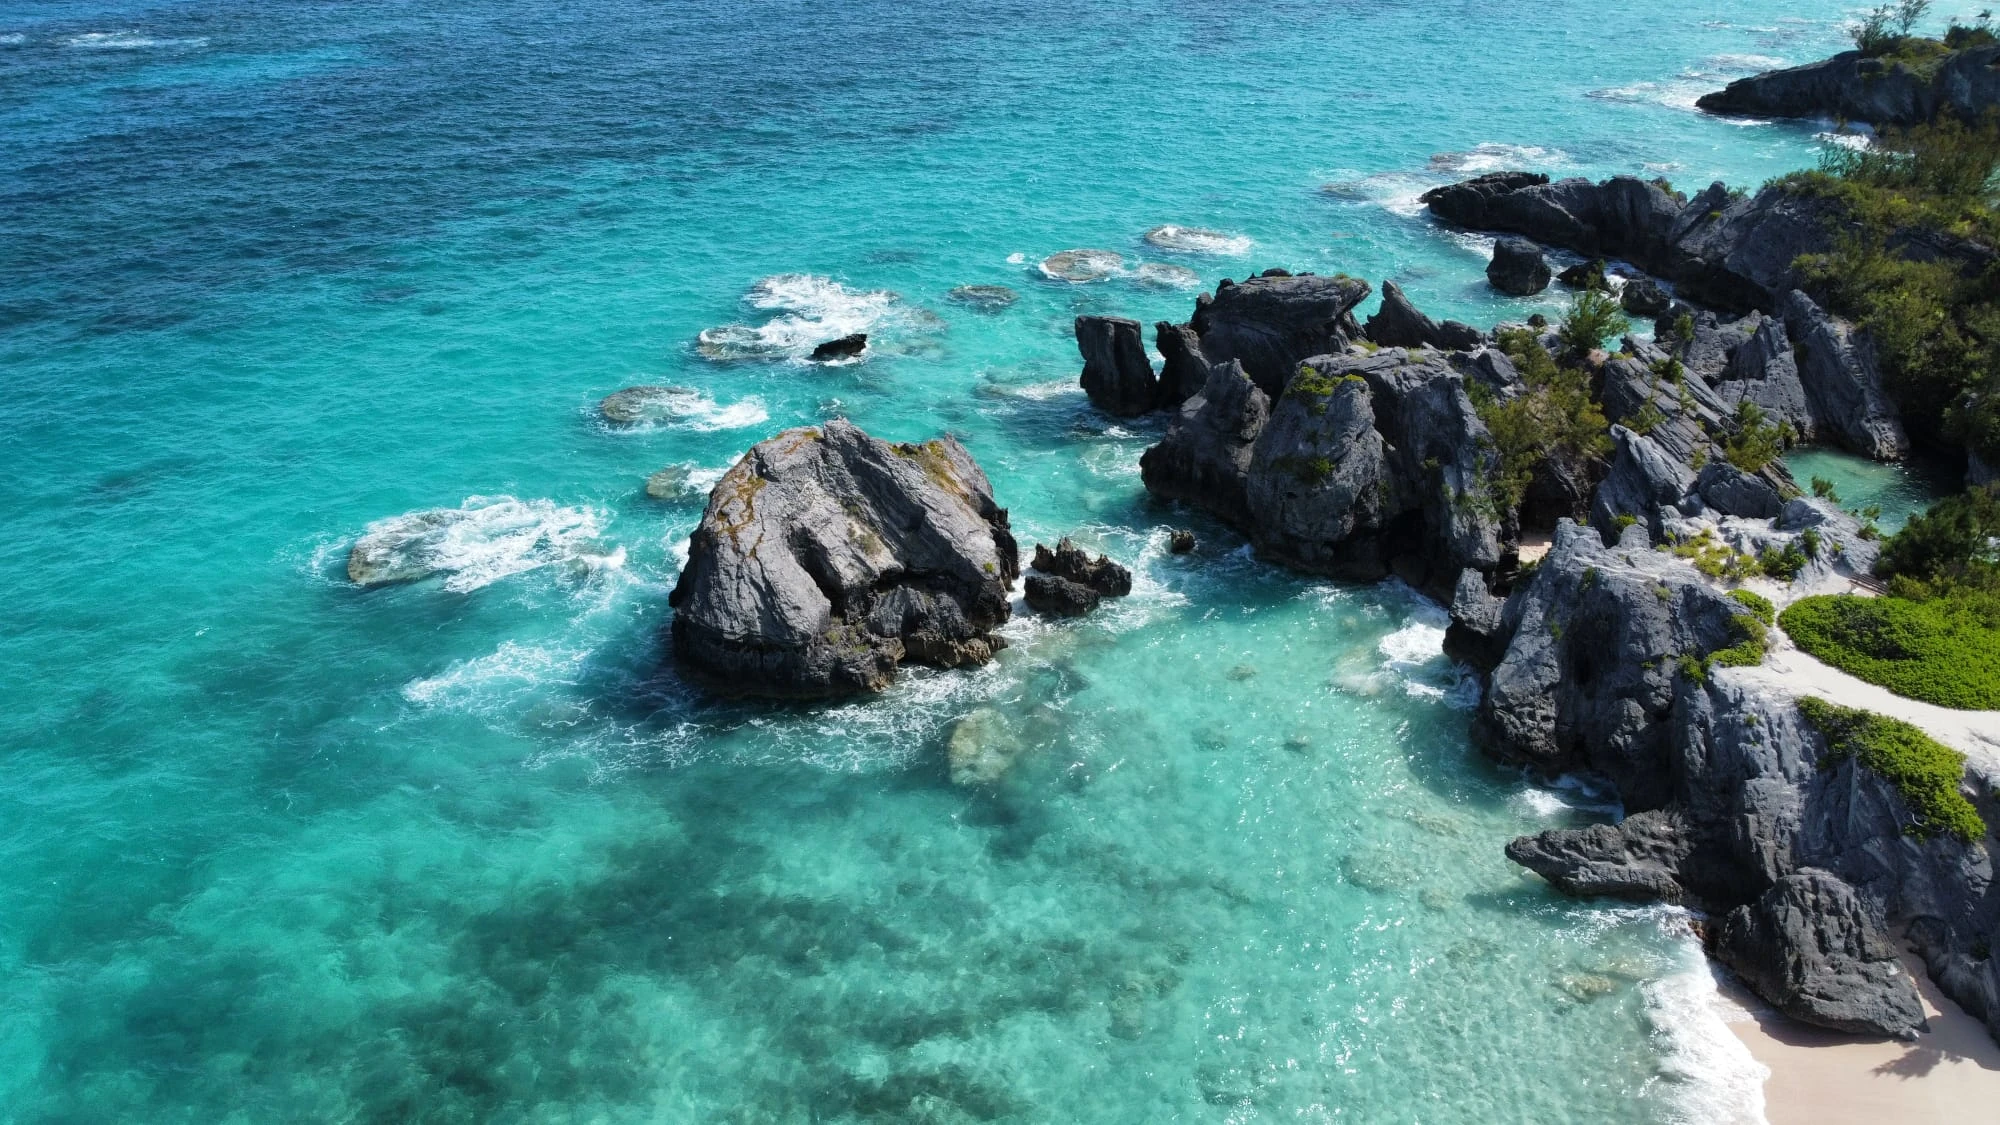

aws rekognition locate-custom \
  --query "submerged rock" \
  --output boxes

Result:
[668,420,1019,698]
[947,707,1026,786]
[601,385,701,425]
[1143,224,1251,255]
[644,463,702,501]
[1041,249,1124,282]
[1487,237,1551,296]
[1075,315,1159,416]
[346,497,610,591]
[947,284,1019,311]
[1168,528,1197,554]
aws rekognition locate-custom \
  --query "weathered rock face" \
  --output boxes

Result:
[1076,316,1159,416]
[1621,277,1673,317]
[1144,348,1502,599]
[1024,539,1132,616]
[1716,870,1930,1038]
[1195,274,1372,397]
[1154,321,1210,409]
[668,420,1020,698]
[1780,291,1910,460]
[1712,315,1813,438]
[811,333,867,361]
[1024,573,1099,617]
[1696,44,2000,127]
[1428,175,1684,268]
[1666,184,1842,311]
[1363,280,1480,349]
[1486,237,1551,296]
[1589,426,1700,544]
[1466,520,2000,1042]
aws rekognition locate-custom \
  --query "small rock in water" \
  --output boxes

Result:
[1555,973,1620,1003]
[1621,276,1672,316]
[947,284,1019,311]
[1488,237,1552,296]
[644,463,701,501]
[1024,573,1100,616]
[1168,528,1197,554]
[947,707,1026,786]
[1032,538,1133,597]
[1134,262,1201,289]
[1284,732,1313,751]
[1143,224,1251,255]
[600,385,700,425]
[810,333,867,361]
[347,508,470,585]
[1040,249,1124,282]
[1226,664,1257,681]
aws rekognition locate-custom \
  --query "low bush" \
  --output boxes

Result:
[1472,330,1611,518]
[1797,696,1985,842]
[1779,593,2000,708]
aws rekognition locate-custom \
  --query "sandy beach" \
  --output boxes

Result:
[1720,951,2000,1124]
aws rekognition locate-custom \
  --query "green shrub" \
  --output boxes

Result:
[1779,593,2000,708]
[1722,401,1795,473]
[1811,476,1841,501]
[1851,1,1932,55]
[1757,540,1810,582]
[1473,330,1611,518]
[1708,614,1770,670]
[1877,483,2000,593]
[1558,289,1630,354]
[1729,589,1777,624]
[1796,696,1985,842]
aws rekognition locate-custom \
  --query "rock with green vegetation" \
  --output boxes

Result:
[1192,273,1373,398]
[1779,290,1910,460]
[1475,328,1610,528]
[1695,41,2000,128]
[1796,697,1987,842]
[668,420,1020,698]
[1145,347,1502,599]
[1589,426,1698,544]
[1716,869,1930,1037]
[1779,592,2000,709]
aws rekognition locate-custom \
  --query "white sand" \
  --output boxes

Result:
[1721,951,2000,1124]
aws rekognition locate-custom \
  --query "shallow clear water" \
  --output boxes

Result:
[1,1,1955,1120]
[1783,447,1954,535]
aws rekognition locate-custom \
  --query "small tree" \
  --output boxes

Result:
[1558,289,1630,355]
[1722,401,1794,473]
[1853,0,1930,53]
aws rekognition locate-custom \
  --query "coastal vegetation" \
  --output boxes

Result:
[1779,592,2000,708]
[1471,322,1611,517]
[1797,696,1986,842]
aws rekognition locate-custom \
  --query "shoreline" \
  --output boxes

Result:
[1720,950,2000,1123]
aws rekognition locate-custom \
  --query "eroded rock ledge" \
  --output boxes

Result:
[668,420,1020,698]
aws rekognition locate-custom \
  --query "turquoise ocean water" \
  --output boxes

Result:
[0,2,1961,1121]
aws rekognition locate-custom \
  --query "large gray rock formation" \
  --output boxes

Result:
[1143,348,1502,598]
[1717,870,1929,1038]
[1780,291,1911,460]
[1154,321,1210,408]
[1696,44,2000,127]
[1364,280,1483,349]
[1075,316,1159,416]
[668,420,1020,698]
[1462,520,2000,1042]
[1427,175,1684,271]
[1193,273,1373,398]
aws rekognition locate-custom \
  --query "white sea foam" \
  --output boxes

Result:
[1374,598,1481,708]
[1143,225,1253,256]
[1644,956,1771,1125]
[1133,261,1201,289]
[698,274,926,363]
[350,496,618,593]
[403,641,588,707]
[1816,129,1872,152]
[601,386,768,431]
[1428,142,1570,174]
[1699,53,1788,74]
[0,33,26,46]
[65,30,208,49]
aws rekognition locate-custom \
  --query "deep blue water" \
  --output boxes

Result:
[0,2,1963,1121]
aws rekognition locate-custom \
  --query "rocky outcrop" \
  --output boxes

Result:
[645,463,702,501]
[1621,277,1673,317]
[1143,348,1502,599]
[1428,175,1685,269]
[1023,539,1132,617]
[1154,321,1210,408]
[1716,870,1929,1038]
[1667,184,1844,311]
[668,421,1020,698]
[811,333,867,361]
[1363,281,1483,349]
[1696,44,2000,128]
[600,385,699,425]
[1781,291,1911,460]
[1076,316,1159,416]
[1486,237,1551,296]
[1463,520,1999,1041]
[1589,426,1699,543]
[1194,273,1373,398]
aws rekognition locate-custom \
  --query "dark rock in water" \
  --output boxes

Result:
[668,420,1019,698]
[1032,538,1132,596]
[644,463,702,501]
[1430,175,1683,270]
[1443,567,1511,669]
[1487,238,1551,296]
[1154,321,1210,409]
[1075,315,1158,416]
[1557,260,1609,291]
[1506,810,1692,903]
[811,333,868,361]
[1195,273,1373,398]
[1620,277,1672,317]
[1780,290,1910,460]
[1696,45,2000,128]
[1668,183,1841,311]
[1024,573,1099,617]
[1168,528,1197,554]
[1715,870,1929,1038]
[1144,348,1502,600]
[601,385,700,425]
[1418,171,1552,227]
[948,284,1019,311]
